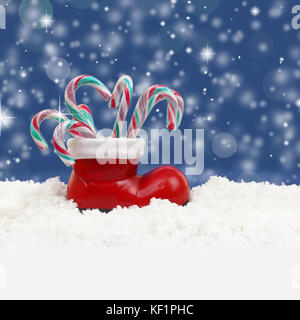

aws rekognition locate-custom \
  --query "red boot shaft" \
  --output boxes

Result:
[67,138,190,210]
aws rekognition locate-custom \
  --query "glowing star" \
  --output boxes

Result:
[250,6,260,17]
[39,13,54,31]
[57,93,71,120]
[0,97,15,137]
[200,44,215,63]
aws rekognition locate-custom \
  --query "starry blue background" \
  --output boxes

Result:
[0,0,299,187]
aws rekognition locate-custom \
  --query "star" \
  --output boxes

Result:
[0,96,15,137]
[250,6,260,17]
[56,92,72,120]
[200,44,216,64]
[39,13,54,32]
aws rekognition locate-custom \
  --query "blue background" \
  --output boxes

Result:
[0,0,299,187]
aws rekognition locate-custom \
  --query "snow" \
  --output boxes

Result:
[1,176,300,248]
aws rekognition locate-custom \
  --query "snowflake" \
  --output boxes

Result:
[39,13,55,32]
[200,44,215,63]
[250,6,260,17]
[0,97,15,137]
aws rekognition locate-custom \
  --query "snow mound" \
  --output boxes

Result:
[1,176,300,247]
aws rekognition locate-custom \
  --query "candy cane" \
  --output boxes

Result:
[151,87,184,130]
[78,104,96,133]
[173,90,184,123]
[53,120,96,166]
[65,75,112,132]
[144,86,184,129]
[164,89,184,130]
[30,109,69,151]
[110,75,133,138]
[127,85,182,138]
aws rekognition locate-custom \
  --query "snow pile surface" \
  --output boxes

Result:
[1,176,300,247]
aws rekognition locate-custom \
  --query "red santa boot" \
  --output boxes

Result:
[67,138,190,211]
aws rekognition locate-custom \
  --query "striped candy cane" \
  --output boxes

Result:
[109,75,133,138]
[144,86,184,130]
[164,89,184,130]
[53,120,96,166]
[127,85,182,138]
[173,90,184,123]
[30,109,69,151]
[65,75,112,132]
[78,104,96,133]
[151,87,184,130]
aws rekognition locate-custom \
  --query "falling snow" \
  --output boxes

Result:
[0,0,299,187]
[250,6,261,17]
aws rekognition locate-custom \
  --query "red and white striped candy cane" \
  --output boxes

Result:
[30,109,69,151]
[77,104,96,132]
[127,85,182,138]
[65,75,112,133]
[53,120,96,166]
[110,75,133,138]
[172,90,184,119]
[164,89,184,130]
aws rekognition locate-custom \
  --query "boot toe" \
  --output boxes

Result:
[138,166,190,206]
